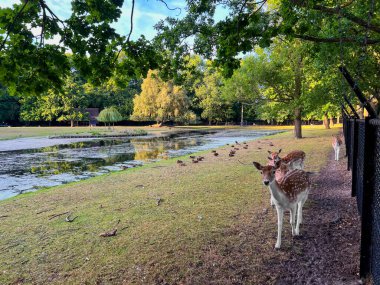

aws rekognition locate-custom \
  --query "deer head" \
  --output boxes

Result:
[253,161,280,185]
[267,149,282,163]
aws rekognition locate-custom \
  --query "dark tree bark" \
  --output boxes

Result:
[323,113,330,129]
[293,55,303,139]
[294,108,302,138]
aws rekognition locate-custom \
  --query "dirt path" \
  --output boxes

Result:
[184,150,362,285]
[273,151,361,284]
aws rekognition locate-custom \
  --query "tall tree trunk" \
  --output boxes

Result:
[293,55,303,139]
[323,113,330,129]
[70,120,74,127]
[240,103,244,127]
[294,108,302,139]
[329,117,334,127]
[337,116,340,124]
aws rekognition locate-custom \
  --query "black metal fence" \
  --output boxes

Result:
[343,117,380,283]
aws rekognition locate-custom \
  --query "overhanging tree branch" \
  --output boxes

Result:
[0,0,30,51]
[290,0,380,34]
[114,0,135,64]
[157,0,181,16]
[294,34,380,45]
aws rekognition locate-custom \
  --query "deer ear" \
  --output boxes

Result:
[267,150,272,154]
[253,162,262,170]
[278,149,282,153]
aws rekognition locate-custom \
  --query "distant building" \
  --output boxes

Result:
[87,108,99,126]
[74,108,99,126]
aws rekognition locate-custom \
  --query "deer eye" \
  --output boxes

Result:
[260,171,263,174]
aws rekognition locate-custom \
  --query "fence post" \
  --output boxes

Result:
[346,119,352,171]
[351,119,358,197]
[359,117,376,278]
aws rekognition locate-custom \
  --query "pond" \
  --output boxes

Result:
[0,129,280,200]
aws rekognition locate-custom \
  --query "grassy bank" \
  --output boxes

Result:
[0,126,341,284]
[0,124,339,140]
[0,126,172,141]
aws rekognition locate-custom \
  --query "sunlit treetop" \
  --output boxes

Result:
[0,0,379,96]
[155,0,380,76]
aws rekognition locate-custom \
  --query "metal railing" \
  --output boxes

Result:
[343,117,380,283]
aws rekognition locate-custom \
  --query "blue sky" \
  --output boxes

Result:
[0,0,229,41]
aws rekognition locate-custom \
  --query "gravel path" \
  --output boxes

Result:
[274,151,362,284]
[183,149,362,285]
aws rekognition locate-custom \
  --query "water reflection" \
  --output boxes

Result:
[0,129,279,200]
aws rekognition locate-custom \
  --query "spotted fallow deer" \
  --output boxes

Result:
[253,161,311,249]
[268,161,291,207]
[268,149,306,171]
[332,134,343,161]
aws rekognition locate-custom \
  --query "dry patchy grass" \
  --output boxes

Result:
[0,126,342,284]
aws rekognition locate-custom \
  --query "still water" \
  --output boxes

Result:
[0,129,279,200]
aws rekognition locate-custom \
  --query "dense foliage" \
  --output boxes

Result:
[131,70,194,124]
[0,0,379,136]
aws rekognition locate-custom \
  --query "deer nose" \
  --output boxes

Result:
[263,180,269,186]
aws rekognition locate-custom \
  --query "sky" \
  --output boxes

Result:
[0,0,230,42]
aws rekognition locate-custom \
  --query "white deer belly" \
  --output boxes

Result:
[271,189,308,209]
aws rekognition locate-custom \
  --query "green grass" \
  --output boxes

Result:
[0,126,174,141]
[0,126,342,284]
[0,124,341,141]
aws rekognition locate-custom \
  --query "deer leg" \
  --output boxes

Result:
[337,147,340,161]
[290,206,297,236]
[270,195,275,207]
[296,197,307,235]
[275,206,284,249]
[296,202,302,235]
[290,209,293,224]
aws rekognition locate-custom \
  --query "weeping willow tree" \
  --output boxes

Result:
[97,107,123,128]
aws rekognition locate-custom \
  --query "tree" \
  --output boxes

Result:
[155,0,380,121]
[0,86,19,123]
[97,107,123,128]
[0,0,160,97]
[131,70,191,124]
[222,56,263,125]
[84,78,141,119]
[249,41,312,138]
[195,65,234,124]
[19,72,89,126]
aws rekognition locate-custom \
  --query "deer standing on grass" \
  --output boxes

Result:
[253,161,311,249]
[267,149,306,170]
[267,149,305,207]
[267,161,290,207]
[332,134,343,161]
